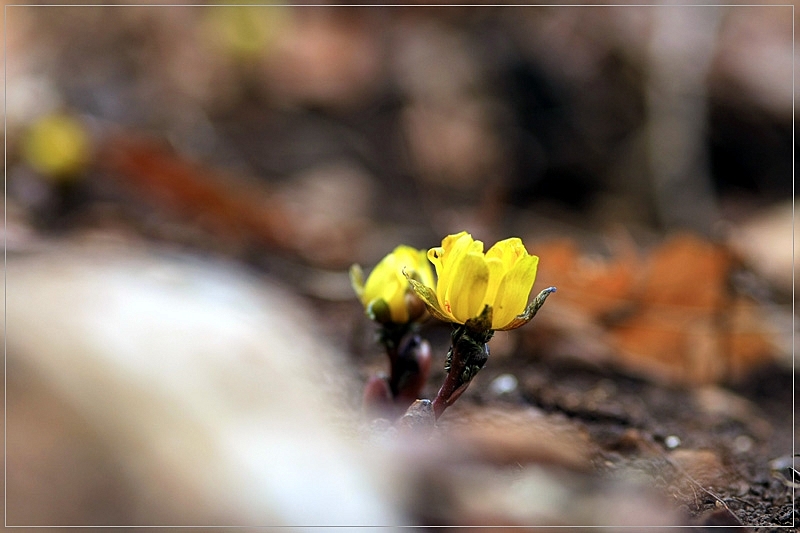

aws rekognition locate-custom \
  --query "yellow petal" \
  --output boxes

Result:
[358,251,412,322]
[428,232,466,276]
[388,277,411,323]
[483,256,506,306]
[427,246,445,280]
[395,245,434,288]
[446,251,489,323]
[483,238,529,309]
[393,245,422,267]
[439,231,472,268]
[491,254,539,329]
[430,233,483,313]
[486,237,527,270]
[362,255,397,302]
[415,250,435,289]
[429,232,469,289]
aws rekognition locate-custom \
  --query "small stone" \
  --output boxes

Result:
[670,449,727,488]
[664,435,681,449]
[489,373,518,396]
[732,435,753,454]
[770,455,800,488]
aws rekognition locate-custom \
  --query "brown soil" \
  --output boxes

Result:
[339,302,795,530]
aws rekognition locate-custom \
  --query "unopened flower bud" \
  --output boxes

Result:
[350,245,434,325]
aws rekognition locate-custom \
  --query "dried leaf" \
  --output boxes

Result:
[99,135,288,250]
[529,233,778,385]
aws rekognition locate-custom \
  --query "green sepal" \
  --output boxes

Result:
[376,320,413,352]
[405,275,452,323]
[498,286,556,331]
[349,264,365,298]
[447,317,491,386]
[366,298,392,324]
[464,304,494,343]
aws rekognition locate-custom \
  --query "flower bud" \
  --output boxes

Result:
[350,245,434,324]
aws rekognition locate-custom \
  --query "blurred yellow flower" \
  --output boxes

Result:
[350,245,434,324]
[205,1,290,59]
[23,113,91,180]
[407,231,540,331]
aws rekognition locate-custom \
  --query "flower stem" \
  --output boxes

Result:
[389,334,423,397]
[377,322,410,392]
[432,322,492,420]
[371,323,430,416]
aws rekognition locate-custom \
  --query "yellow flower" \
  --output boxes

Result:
[205,1,289,59]
[407,231,541,331]
[350,245,434,324]
[23,113,91,180]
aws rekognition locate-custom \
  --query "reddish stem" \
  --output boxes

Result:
[432,364,469,419]
[432,325,490,420]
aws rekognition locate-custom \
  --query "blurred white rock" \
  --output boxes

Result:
[728,200,794,295]
[5,240,404,528]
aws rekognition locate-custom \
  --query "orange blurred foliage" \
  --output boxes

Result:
[533,233,777,385]
[98,133,366,267]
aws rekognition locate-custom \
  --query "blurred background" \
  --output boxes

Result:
[3,1,795,528]
[7,2,794,258]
